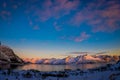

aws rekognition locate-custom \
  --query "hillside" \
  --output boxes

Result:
[0,45,24,64]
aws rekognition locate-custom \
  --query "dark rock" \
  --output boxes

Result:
[0,45,24,64]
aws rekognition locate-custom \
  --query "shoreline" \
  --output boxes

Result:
[0,63,120,80]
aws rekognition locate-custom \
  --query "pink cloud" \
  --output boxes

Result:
[71,11,85,26]
[71,0,120,32]
[74,32,90,42]
[26,0,79,22]
[92,4,120,32]
[54,0,79,11]
[52,0,79,18]
[43,0,52,7]
[60,32,90,42]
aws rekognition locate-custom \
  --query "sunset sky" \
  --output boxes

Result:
[0,0,120,58]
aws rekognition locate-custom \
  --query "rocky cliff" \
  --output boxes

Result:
[0,45,24,64]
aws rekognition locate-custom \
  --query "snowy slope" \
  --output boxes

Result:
[65,56,76,64]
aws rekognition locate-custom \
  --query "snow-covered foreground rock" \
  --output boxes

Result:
[0,70,120,80]
[0,61,120,80]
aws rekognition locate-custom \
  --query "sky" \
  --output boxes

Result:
[0,0,120,58]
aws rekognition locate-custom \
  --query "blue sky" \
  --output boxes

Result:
[0,0,120,58]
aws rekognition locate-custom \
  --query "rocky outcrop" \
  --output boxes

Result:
[0,45,24,64]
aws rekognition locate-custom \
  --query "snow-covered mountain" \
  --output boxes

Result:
[23,54,119,64]
[0,45,24,64]
[65,56,76,64]
[76,54,104,64]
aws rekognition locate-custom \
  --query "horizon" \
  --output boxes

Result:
[0,0,120,59]
[0,43,120,59]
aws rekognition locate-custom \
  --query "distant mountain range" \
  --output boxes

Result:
[23,54,120,64]
[0,45,119,65]
[0,45,24,64]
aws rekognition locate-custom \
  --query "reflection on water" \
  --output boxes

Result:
[0,64,18,69]
[15,63,107,71]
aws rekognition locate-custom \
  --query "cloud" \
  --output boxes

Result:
[25,0,80,21]
[60,32,90,42]
[53,22,62,31]
[1,0,119,34]
[96,52,108,55]
[71,0,120,32]
[69,52,90,54]
[74,32,90,42]
[0,0,22,21]
[91,3,120,32]
[0,10,11,21]
[2,2,7,8]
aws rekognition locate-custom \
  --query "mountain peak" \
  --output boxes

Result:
[23,54,119,64]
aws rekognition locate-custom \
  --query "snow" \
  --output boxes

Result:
[65,56,76,64]
[0,69,119,80]
[0,61,120,80]
[84,55,102,61]
[43,58,56,64]
[23,58,41,63]
[52,59,65,64]
[36,59,44,64]
[23,54,115,65]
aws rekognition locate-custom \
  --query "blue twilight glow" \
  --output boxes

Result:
[0,0,120,58]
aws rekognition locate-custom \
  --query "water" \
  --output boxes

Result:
[14,63,107,71]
